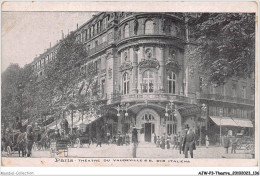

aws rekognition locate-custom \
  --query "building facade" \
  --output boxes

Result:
[31,12,255,144]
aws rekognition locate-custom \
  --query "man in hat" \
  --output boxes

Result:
[132,126,138,158]
[183,124,195,158]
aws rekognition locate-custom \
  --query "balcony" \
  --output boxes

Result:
[197,93,254,106]
[88,41,109,56]
[111,92,194,104]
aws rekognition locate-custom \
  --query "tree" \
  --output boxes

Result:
[188,13,255,85]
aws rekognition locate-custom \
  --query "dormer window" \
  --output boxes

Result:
[145,20,154,34]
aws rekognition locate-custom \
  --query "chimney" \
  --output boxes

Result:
[62,30,64,39]
[50,42,51,48]
[77,24,78,29]
[68,29,69,35]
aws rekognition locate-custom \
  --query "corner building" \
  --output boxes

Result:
[32,12,255,144]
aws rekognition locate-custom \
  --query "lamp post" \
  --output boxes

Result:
[219,108,223,146]
[117,103,129,117]
[200,103,207,146]
[117,103,130,133]
[165,100,177,134]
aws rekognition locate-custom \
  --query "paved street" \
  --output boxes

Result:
[2,142,253,159]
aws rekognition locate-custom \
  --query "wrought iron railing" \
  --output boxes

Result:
[111,92,193,104]
[198,93,254,105]
[88,41,109,56]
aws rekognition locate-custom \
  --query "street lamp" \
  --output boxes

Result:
[219,108,223,146]
[200,103,207,146]
[117,103,130,117]
[165,100,176,134]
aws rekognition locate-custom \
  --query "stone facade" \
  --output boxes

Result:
[31,12,254,144]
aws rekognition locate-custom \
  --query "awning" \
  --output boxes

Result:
[233,118,253,128]
[210,116,238,126]
[46,118,63,129]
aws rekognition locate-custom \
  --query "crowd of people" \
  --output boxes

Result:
[151,124,196,158]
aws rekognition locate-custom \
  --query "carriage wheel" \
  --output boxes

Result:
[7,146,12,157]
[75,138,81,148]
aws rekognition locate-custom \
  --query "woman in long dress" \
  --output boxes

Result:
[205,135,209,148]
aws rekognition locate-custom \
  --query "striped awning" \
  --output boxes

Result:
[210,116,238,126]
[233,118,253,128]
[210,116,253,128]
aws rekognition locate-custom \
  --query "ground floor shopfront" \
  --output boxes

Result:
[80,103,202,143]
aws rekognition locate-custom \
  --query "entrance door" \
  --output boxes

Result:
[145,123,152,142]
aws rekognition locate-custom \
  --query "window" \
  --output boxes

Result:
[101,79,105,95]
[232,84,237,97]
[123,73,130,94]
[168,72,176,94]
[95,40,98,48]
[142,70,154,93]
[167,114,177,135]
[242,86,246,99]
[145,20,154,34]
[92,25,95,36]
[124,24,129,38]
[89,28,91,38]
[210,84,216,94]
[103,17,108,29]
[85,30,88,40]
[199,77,203,92]
[220,84,226,96]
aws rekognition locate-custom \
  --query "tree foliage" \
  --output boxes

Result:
[188,13,255,85]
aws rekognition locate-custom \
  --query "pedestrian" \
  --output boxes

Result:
[177,132,181,151]
[231,136,237,154]
[106,132,110,145]
[26,125,34,157]
[160,134,165,149]
[223,133,230,154]
[153,133,157,144]
[156,136,160,148]
[183,125,196,158]
[132,126,138,158]
[166,134,171,149]
[96,130,102,147]
[179,133,185,154]
[205,135,209,148]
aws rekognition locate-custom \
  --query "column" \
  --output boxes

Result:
[132,46,138,93]
[158,47,165,92]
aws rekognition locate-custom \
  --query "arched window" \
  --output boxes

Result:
[142,70,154,93]
[168,72,176,94]
[124,24,129,38]
[167,114,177,135]
[145,20,154,34]
[123,73,130,94]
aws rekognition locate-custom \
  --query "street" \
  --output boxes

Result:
[2,142,253,159]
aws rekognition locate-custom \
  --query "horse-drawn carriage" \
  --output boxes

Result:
[75,134,91,148]
[50,139,69,157]
[5,129,27,157]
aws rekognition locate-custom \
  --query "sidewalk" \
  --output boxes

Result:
[2,142,254,159]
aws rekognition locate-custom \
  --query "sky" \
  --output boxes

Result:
[1,12,97,72]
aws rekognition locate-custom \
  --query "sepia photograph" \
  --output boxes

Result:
[0,1,258,173]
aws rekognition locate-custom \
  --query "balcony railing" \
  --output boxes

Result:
[88,41,109,56]
[198,93,254,105]
[111,92,193,104]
